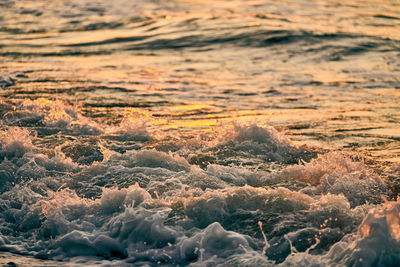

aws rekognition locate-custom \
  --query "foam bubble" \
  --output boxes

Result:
[179,222,257,265]
[3,98,102,136]
[211,123,315,164]
[129,150,190,172]
[281,152,387,206]
[329,200,400,266]
[283,200,400,266]
[183,186,314,229]
[0,127,34,159]
[104,108,153,142]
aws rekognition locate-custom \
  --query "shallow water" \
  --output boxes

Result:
[1,0,400,266]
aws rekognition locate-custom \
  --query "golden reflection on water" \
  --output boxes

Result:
[1,0,399,161]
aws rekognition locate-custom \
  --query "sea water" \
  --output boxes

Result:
[0,0,400,266]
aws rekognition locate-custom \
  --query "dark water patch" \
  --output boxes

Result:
[287,124,313,130]
[192,47,215,52]
[84,7,106,13]
[213,96,228,100]
[368,23,397,27]
[60,21,124,32]
[330,133,400,142]
[135,19,157,27]
[0,76,15,89]
[236,92,258,96]
[0,26,46,34]
[68,20,82,25]
[374,14,400,20]
[362,81,400,89]
[2,89,55,96]
[136,93,166,97]
[129,16,153,23]
[71,86,136,93]
[145,25,164,32]
[101,81,144,86]
[174,68,197,72]
[0,0,12,8]
[83,101,170,108]
[334,127,382,132]
[0,50,112,58]
[16,78,106,85]
[1,43,52,49]
[304,41,397,62]
[19,9,42,16]
[0,72,28,89]
[4,85,136,96]
[328,42,387,58]
[309,81,324,85]
[163,87,179,91]
[63,35,149,47]
[253,13,291,22]
[127,30,369,50]
[262,89,282,95]
[288,106,317,109]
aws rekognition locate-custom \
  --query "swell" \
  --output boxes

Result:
[2,30,398,59]
[56,30,400,51]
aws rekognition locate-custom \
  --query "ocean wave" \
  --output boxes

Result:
[0,117,390,265]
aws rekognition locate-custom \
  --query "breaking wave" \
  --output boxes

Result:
[0,98,398,266]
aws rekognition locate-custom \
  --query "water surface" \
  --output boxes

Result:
[1,0,400,266]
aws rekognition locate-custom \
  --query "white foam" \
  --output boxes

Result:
[104,108,153,142]
[281,152,387,206]
[283,199,400,266]
[3,98,102,135]
[0,127,34,159]
[0,102,396,266]
[211,122,310,164]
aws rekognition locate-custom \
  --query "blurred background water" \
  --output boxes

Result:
[1,0,399,161]
[1,0,400,266]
